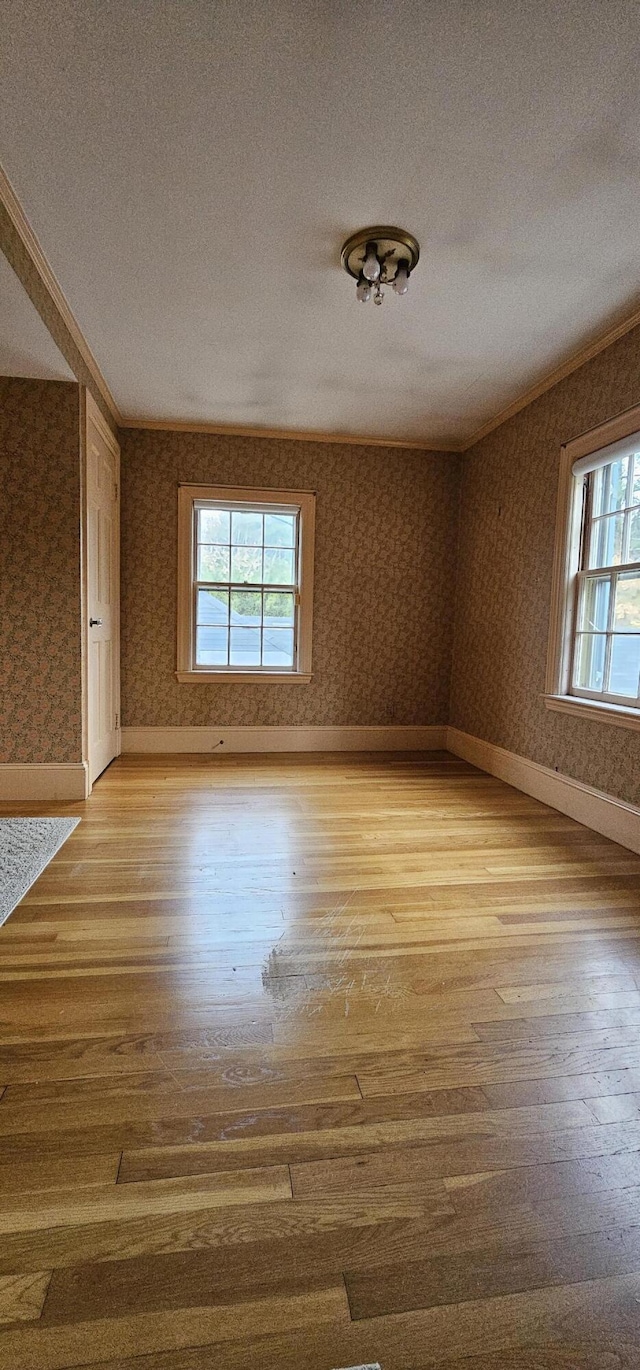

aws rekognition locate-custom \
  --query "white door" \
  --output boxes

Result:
[85,395,120,786]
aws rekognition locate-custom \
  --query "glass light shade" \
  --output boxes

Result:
[393,260,409,295]
[362,244,381,281]
[356,276,371,303]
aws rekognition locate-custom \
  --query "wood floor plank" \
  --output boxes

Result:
[473,1007,640,1039]
[356,1027,640,1095]
[0,1022,274,1085]
[0,1272,51,1327]
[0,1192,438,1276]
[0,1154,120,1195]
[586,1091,640,1123]
[345,1221,640,1319]
[496,975,640,1002]
[0,1166,292,1236]
[483,1067,640,1107]
[288,1120,640,1203]
[0,1073,362,1134]
[443,1152,640,1211]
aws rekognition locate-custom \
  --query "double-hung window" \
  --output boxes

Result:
[177,485,315,682]
[547,413,640,726]
[573,449,640,705]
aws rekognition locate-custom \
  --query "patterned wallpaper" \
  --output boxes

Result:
[0,377,83,763]
[450,323,640,807]
[120,431,461,727]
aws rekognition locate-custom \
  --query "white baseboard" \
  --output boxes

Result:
[446,727,640,856]
[0,763,89,802]
[121,725,448,754]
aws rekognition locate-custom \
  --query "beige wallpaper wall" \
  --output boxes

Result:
[120,431,461,727]
[450,323,640,807]
[0,377,83,763]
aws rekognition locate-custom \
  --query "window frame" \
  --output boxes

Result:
[176,484,315,683]
[546,404,640,731]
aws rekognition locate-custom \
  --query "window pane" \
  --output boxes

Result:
[589,513,624,568]
[196,589,229,624]
[591,468,606,519]
[196,626,228,665]
[263,592,295,626]
[262,628,294,667]
[609,634,640,699]
[630,508,640,561]
[592,458,629,517]
[229,627,261,665]
[574,634,606,692]
[198,545,230,581]
[633,455,640,506]
[230,546,262,583]
[231,510,263,545]
[579,576,610,632]
[614,572,640,632]
[611,457,631,509]
[263,547,295,584]
[230,590,261,625]
[199,508,230,544]
[264,513,296,547]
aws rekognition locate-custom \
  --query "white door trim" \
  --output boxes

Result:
[82,389,121,790]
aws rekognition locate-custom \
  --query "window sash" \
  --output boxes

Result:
[193,584,300,673]
[571,428,640,477]
[569,461,640,705]
[545,404,640,726]
[192,502,301,673]
[585,453,639,571]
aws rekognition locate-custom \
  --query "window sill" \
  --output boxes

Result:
[176,671,312,685]
[544,694,640,732]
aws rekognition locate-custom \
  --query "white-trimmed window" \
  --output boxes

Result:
[177,485,315,683]
[546,410,640,728]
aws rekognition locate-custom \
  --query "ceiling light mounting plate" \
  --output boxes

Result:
[341,225,419,280]
[341,225,419,306]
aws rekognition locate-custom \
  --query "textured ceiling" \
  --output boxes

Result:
[2,0,640,445]
[0,254,74,381]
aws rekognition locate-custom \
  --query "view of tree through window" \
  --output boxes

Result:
[194,505,298,669]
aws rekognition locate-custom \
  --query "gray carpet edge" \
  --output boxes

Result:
[0,818,80,927]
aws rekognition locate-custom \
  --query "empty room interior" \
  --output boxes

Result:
[2,3,640,1366]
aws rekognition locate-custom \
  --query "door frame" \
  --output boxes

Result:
[81,388,121,793]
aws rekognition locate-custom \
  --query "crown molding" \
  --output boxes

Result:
[119,416,463,453]
[0,162,121,429]
[462,298,640,451]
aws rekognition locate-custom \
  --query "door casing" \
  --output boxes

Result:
[81,389,121,791]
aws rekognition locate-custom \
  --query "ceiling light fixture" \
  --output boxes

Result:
[341,225,420,306]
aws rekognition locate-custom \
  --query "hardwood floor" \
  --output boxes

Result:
[1,749,640,1368]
